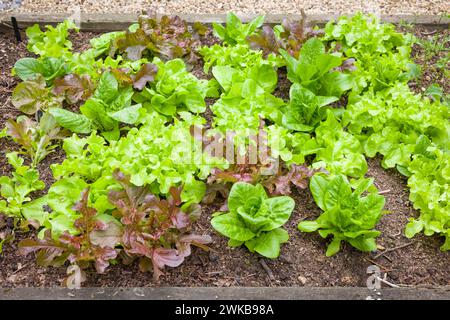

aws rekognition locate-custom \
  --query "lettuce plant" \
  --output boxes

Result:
[19,188,122,288]
[49,70,141,140]
[211,182,294,258]
[3,113,68,167]
[133,58,218,116]
[111,14,206,62]
[280,38,354,98]
[212,13,264,45]
[298,174,385,256]
[0,153,46,228]
[247,12,323,59]
[108,170,212,280]
[313,110,367,178]
[11,76,63,115]
[405,146,450,251]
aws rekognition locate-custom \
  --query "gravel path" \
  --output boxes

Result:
[1,0,449,15]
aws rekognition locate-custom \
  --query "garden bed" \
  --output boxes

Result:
[0,14,449,290]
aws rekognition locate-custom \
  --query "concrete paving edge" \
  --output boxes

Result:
[0,13,449,32]
[1,286,450,300]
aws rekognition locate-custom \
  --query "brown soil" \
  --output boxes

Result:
[0,25,449,288]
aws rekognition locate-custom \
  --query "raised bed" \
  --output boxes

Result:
[0,12,449,299]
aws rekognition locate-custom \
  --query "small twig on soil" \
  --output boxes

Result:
[259,259,275,280]
[10,262,29,275]
[206,271,223,276]
[421,29,438,36]
[240,273,257,280]
[363,257,392,272]
[376,276,399,288]
[378,189,391,195]
[373,241,416,259]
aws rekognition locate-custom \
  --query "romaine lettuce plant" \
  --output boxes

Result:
[298,174,385,256]
[280,38,354,97]
[211,182,294,258]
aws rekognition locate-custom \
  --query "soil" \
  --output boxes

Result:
[0,25,449,288]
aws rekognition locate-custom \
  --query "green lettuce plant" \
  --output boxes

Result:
[298,174,385,256]
[211,182,295,258]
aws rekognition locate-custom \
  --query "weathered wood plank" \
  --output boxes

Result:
[1,286,450,300]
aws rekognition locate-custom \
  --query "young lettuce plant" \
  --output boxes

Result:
[247,10,324,59]
[280,38,354,98]
[111,14,207,63]
[19,188,122,288]
[3,112,68,167]
[50,70,146,140]
[0,152,46,228]
[298,174,385,256]
[213,13,264,45]
[211,182,295,259]
[108,170,212,280]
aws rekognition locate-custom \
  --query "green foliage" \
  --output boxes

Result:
[133,58,218,116]
[313,110,367,178]
[298,174,385,256]
[2,112,68,167]
[211,182,294,258]
[212,13,264,45]
[0,153,46,226]
[343,83,450,170]
[280,38,354,97]
[405,146,450,251]
[323,13,416,94]
[25,20,78,59]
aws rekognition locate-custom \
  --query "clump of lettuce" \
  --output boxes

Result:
[211,182,294,258]
[298,174,385,256]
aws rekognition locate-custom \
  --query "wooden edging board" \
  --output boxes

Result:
[1,286,450,300]
[0,13,449,32]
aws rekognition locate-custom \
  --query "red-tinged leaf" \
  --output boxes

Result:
[289,164,315,189]
[111,68,133,85]
[153,247,184,268]
[18,232,68,267]
[131,63,158,90]
[170,210,190,229]
[89,221,123,248]
[108,170,210,279]
[53,74,94,104]
[184,203,202,221]
[93,246,118,273]
[5,116,35,152]
[247,25,281,57]
[168,186,182,206]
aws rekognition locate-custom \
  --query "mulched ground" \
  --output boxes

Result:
[0,25,449,288]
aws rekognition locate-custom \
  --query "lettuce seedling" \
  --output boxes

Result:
[211,182,294,258]
[0,152,46,228]
[247,11,324,59]
[280,38,353,97]
[108,170,212,280]
[298,174,385,256]
[213,13,264,45]
[3,112,68,167]
[19,188,122,288]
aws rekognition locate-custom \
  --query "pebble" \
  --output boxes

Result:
[298,275,307,284]
[4,0,448,15]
